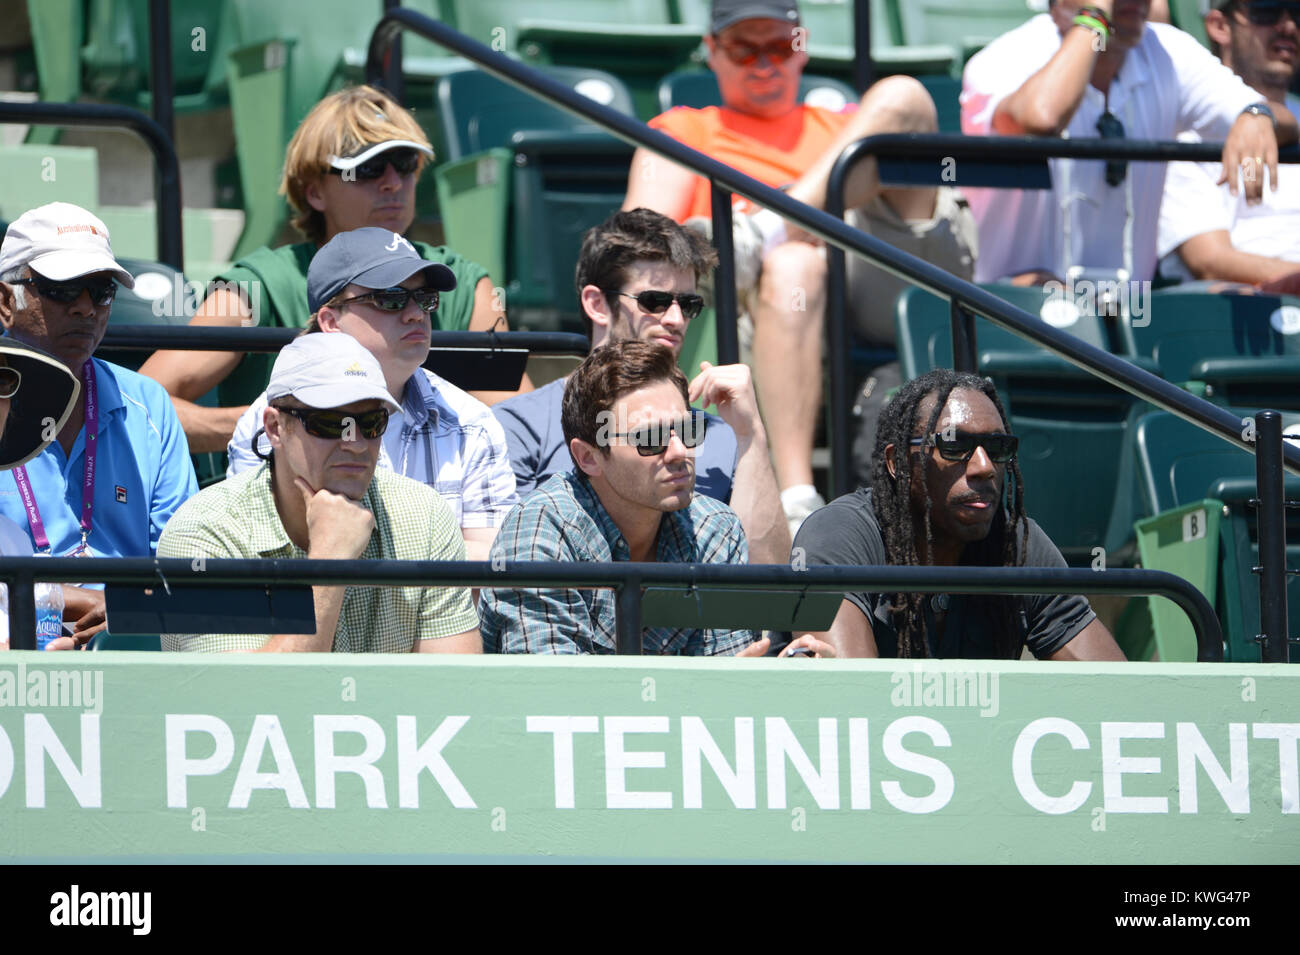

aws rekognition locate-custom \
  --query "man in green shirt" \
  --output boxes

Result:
[158,332,481,653]
[141,84,532,455]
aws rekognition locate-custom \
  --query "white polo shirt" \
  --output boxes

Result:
[1158,93,1300,280]
[961,16,1260,283]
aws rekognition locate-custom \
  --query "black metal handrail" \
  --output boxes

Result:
[0,557,1223,661]
[360,12,1300,481]
[98,327,590,355]
[0,101,183,270]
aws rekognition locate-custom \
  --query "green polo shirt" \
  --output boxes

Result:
[157,464,478,652]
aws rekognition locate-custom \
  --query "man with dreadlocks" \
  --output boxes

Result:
[794,368,1125,659]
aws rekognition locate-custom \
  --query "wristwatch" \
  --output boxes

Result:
[1241,102,1277,128]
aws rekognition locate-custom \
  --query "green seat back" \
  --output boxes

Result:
[434,67,634,330]
[1123,290,1300,410]
[895,0,1034,62]
[24,0,85,144]
[1131,409,1300,663]
[1168,0,1211,48]
[88,632,162,651]
[436,65,635,160]
[446,0,700,118]
[0,145,99,220]
[896,284,1146,564]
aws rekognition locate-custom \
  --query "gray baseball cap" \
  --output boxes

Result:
[266,332,400,413]
[711,0,800,33]
[307,227,456,314]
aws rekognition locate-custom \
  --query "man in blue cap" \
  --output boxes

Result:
[226,227,518,560]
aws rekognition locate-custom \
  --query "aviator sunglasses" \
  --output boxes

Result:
[714,36,800,66]
[329,147,422,181]
[607,289,706,320]
[277,407,390,440]
[330,286,440,314]
[0,367,20,399]
[1234,0,1300,27]
[910,431,1019,464]
[12,274,117,307]
[607,411,708,456]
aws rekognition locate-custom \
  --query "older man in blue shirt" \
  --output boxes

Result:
[0,203,196,558]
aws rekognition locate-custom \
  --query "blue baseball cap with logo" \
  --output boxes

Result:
[307,227,457,313]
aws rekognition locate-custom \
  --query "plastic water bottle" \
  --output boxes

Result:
[35,582,64,651]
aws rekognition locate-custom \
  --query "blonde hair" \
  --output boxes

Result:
[280,85,433,244]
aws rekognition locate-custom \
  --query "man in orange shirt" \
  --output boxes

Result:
[625,0,976,532]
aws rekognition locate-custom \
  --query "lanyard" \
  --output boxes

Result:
[13,360,98,555]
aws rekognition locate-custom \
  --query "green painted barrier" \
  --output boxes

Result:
[1,655,1296,863]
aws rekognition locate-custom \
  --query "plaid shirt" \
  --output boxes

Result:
[228,368,518,529]
[158,465,479,652]
[479,471,758,655]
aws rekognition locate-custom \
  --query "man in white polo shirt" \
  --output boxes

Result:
[962,0,1297,285]
[227,227,518,559]
[1158,0,1300,288]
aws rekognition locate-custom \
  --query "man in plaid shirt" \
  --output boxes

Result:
[481,341,830,656]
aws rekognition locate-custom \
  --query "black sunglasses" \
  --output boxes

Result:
[1095,110,1127,187]
[277,407,389,440]
[1235,0,1300,26]
[607,411,708,456]
[0,367,19,399]
[910,431,1019,464]
[12,274,117,306]
[329,148,421,181]
[329,286,440,314]
[608,289,706,320]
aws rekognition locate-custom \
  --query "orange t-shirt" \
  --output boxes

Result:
[648,104,853,221]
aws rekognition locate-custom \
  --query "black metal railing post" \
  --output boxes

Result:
[824,171,854,499]
[710,181,740,366]
[1254,410,1291,663]
[8,566,36,651]
[380,0,406,103]
[147,0,175,149]
[852,0,875,94]
[950,300,978,373]
[615,577,644,656]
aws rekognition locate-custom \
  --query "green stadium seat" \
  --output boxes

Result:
[433,66,635,331]
[445,0,702,118]
[1131,409,1300,661]
[656,69,857,113]
[1168,0,1211,48]
[22,0,84,144]
[0,145,99,220]
[896,284,1150,565]
[1121,289,1300,412]
[895,0,1035,65]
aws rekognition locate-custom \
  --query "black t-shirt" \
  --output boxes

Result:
[794,488,1095,659]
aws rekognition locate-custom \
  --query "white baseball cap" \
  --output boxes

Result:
[0,202,134,288]
[266,333,400,413]
[327,139,434,172]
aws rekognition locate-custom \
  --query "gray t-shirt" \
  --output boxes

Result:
[794,488,1095,659]
[492,377,739,501]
